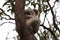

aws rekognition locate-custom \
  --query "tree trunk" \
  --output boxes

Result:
[14,0,37,40]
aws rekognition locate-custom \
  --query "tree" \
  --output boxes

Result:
[0,0,60,40]
[14,0,37,40]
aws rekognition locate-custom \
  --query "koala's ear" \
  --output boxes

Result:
[33,9,38,15]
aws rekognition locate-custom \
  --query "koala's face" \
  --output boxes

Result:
[25,9,38,15]
[25,9,39,25]
[25,10,31,15]
[25,9,38,19]
[25,9,40,34]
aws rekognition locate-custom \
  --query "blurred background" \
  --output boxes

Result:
[0,0,60,40]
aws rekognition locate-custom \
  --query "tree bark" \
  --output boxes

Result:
[14,0,37,40]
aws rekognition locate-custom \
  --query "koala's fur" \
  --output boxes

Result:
[25,8,40,34]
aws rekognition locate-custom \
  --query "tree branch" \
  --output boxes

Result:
[40,24,58,40]
[43,13,47,24]
[52,0,56,8]
[47,1,60,33]
[0,21,15,26]
[0,8,15,20]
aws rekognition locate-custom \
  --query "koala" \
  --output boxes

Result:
[25,8,40,34]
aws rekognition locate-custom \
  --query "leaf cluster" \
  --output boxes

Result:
[3,0,15,14]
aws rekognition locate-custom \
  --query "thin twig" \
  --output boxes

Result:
[40,24,58,40]
[0,22,15,26]
[0,8,15,20]
[47,1,60,33]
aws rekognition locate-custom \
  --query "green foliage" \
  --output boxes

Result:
[3,0,15,14]
[0,12,3,16]
[43,5,48,13]
[31,1,36,8]
[0,8,5,16]
[25,1,31,6]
